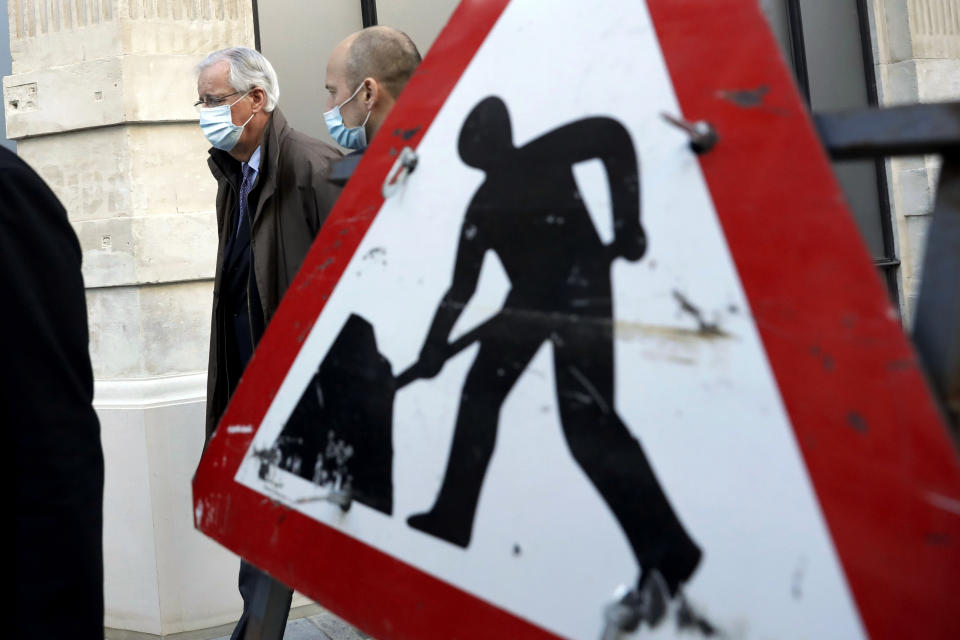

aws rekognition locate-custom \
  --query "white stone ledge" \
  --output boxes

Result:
[7,6,254,75]
[85,276,215,291]
[86,281,212,379]
[7,119,202,141]
[76,210,219,289]
[15,123,218,223]
[95,372,207,410]
[4,54,203,139]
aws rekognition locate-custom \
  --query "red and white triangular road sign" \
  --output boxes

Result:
[194,1,960,638]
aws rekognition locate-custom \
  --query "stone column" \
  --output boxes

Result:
[2,1,295,636]
[871,0,960,320]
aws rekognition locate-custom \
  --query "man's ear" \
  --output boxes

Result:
[250,87,268,113]
[361,77,379,109]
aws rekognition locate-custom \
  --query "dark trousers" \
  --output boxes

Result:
[230,560,293,640]
[222,179,285,639]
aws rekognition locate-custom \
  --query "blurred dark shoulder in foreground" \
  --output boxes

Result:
[2,146,105,640]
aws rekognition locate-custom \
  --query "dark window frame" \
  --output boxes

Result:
[252,0,377,50]
[252,0,261,51]
[785,0,900,305]
[361,0,378,27]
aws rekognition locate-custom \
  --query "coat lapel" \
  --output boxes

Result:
[206,152,241,308]
[250,109,289,232]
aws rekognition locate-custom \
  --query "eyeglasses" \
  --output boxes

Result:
[193,91,242,110]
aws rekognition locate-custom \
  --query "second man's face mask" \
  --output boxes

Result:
[324,84,371,150]
[199,91,254,152]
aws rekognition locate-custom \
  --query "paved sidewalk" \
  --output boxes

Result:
[211,608,374,640]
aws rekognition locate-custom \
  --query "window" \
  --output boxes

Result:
[762,0,900,303]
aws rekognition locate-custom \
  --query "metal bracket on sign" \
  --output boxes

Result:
[382,146,419,198]
[661,113,718,154]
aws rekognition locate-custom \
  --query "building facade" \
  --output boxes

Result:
[4,1,957,638]
[0,0,12,150]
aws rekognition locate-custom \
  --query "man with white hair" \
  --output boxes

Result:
[195,46,341,639]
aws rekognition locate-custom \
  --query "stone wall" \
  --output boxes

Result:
[0,0,11,149]
[871,0,960,320]
[2,1,304,637]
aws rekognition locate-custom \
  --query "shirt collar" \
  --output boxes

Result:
[243,146,262,175]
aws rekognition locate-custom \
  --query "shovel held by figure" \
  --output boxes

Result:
[274,308,497,516]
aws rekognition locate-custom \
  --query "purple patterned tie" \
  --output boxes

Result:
[236,163,256,237]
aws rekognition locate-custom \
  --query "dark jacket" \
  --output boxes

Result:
[205,108,341,441]
[2,147,104,639]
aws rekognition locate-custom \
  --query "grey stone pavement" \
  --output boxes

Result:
[211,608,375,640]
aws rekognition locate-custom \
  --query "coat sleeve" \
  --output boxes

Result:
[306,152,344,238]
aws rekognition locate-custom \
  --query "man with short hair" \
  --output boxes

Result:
[195,46,341,639]
[323,26,422,152]
[265,27,423,501]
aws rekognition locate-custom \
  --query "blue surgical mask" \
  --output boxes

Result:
[199,91,254,151]
[324,84,371,150]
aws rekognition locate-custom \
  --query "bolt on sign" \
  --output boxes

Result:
[193,0,960,638]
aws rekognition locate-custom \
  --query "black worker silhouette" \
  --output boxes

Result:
[406,96,702,597]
